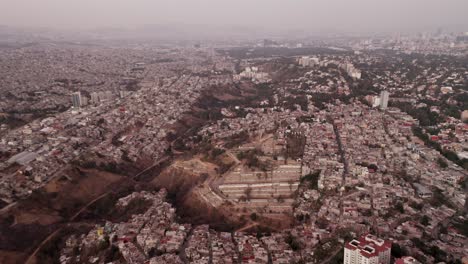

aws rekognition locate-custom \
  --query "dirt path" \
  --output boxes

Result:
[24,228,62,264]
[23,159,161,264]
[69,192,110,221]
[235,222,258,233]
[0,201,17,214]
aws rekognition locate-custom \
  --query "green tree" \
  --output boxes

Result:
[250,213,258,221]
[437,157,448,168]
[420,215,431,226]
[394,202,405,213]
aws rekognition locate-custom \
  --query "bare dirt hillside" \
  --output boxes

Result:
[0,167,125,264]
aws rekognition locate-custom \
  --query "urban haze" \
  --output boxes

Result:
[0,1,467,264]
[1,0,468,33]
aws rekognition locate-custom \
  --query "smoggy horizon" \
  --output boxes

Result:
[0,0,467,34]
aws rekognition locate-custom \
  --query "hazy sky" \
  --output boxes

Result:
[1,0,467,33]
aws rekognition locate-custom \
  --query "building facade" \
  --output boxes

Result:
[380,91,389,110]
[71,92,82,108]
[344,234,391,264]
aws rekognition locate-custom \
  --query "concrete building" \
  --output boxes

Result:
[7,151,38,165]
[298,56,319,67]
[380,91,389,110]
[344,234,391,264]
[71,92,82,108]
[461,110,468,122]
[413,183,432,198]
[90,92,99,104]
[440,86,453,94]
[339,63,362,80]
[120,90,130,98]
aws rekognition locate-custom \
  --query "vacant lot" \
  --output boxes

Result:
[0,167,125,264]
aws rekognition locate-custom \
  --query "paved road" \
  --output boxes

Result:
[331,119,349,224]
[178,227,194,264]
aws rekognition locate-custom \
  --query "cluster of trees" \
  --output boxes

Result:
[391,243,409,259]
[412,126,468,170]
[250,212,258,221]
[409,201,424,210]
[410,237,462,263]
[237,149,270,171]
[350,78,380,97]
[193,140,234,175]
[311,238,342,263]
[201,145,233,174]
[286,132,306,159]
[309,93,349,110]
[281,95,309,111]
[394,202,405,214]
[421,93,467,120]
[391,102,442,126]
[453,218,468,237]
[300,171,321,190]
[437,157,448,168]
[207,148,225,160]
[285,232,302,251]
[224,131,250,149]
[429,187,454,209]
[420,215,431,226]
[315,217,330,229]
[0,114,27,129]
[238,187,253,202]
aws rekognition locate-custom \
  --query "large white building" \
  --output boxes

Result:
[380,91,390,110]
[298,56,319,67]
[90,91,114,104]
[237,67,269,82]
[344,234,391,264]
[342,63,362,80]
[71,92,82,108]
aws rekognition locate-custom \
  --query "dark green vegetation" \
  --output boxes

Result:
[452,218,468,237]
[420,215,431,226]
[391,243,409,259]
[237,149,270,171]
[410,237,462,264]
[390,102,442,126]
[300,171,321,190]
[0,105,68,134]
[285,232,302,251]
[412,126,468,170]
[428,187,455,209]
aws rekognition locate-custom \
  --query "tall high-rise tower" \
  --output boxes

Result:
[344,234,391,264]
[71,92,82,108]
[380,91,389,110]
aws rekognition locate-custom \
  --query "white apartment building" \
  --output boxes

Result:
[344,234,391,264]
